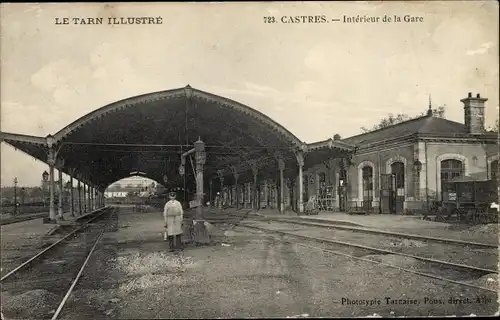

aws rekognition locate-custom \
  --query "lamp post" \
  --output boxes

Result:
[194,139,206,220]
[42,171,49,208]
[20,187,26,212]
[414,159,423,209]
[13,177,18,215]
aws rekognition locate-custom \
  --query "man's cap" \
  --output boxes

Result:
[168,191,177,197]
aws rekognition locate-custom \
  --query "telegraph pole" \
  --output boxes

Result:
[13,177,18,215]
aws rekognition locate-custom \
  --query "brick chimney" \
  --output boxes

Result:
[460,92,487,134]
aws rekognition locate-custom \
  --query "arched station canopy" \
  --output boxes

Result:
[1,85,354,191]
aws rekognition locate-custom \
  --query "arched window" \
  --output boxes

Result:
[303,174,309,201]
[319,172,326,183]
[339,168,346,185]
[362,166,373,201]
[441,159,464,182]
[472,156,478,166]
[491,160,498,182]
[391,162,405,190]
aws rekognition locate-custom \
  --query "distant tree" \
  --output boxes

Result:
[361,105,446,133]
[30,187,45,198]
[489,118,499,132]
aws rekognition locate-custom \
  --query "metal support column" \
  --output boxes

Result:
[264,180,268,208]
[251,163,258,212]
[277,157,285,214]
[91,186,94,211]
[47,148,57,221]
[297,151,305,213]
[218,170,224,208]
[241,183,244,209]
[70,174,75,217]
[194,139,206,220]
[83,183,87,212]
[233,170,239,210]
[77,180,82,214]
[58,168,63,219]
[209,180,213,207]
[87,184,91,212]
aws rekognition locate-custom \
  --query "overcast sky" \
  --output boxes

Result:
[1,2,498,187]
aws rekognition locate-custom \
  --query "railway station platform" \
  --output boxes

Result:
[254,209,499,245]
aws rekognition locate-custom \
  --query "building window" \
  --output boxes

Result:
[441,159,464,182]
[319,172,326,183]
[472,156,478,166]
[391,162,405,190]
[491,160,498,182]
[339,168,346,185]
[303,174,309,201]
[362,166,373,201]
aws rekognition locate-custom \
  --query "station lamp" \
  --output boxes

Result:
[414,159,422,173]
[42,171,49,181]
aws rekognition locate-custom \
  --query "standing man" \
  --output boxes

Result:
[164,191,184,251]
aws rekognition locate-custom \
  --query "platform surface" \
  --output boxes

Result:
[255,209,499,245]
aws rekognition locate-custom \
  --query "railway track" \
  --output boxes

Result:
[252,215,498,249]
[241,218,498,270]
[0,207,118,320]
[236,219,497,293]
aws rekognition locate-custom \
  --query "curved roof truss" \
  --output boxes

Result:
[1,86,354,191]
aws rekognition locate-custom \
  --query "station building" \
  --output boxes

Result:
[249,92,498,214]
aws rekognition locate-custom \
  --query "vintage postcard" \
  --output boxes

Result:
[0,1,498,319]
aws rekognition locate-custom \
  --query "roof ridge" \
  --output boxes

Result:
[342,114,429,142]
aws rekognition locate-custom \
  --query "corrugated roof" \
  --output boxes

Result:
[341,115,473,146]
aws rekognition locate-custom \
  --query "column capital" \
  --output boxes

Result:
[47,148,56,166]
[249,160,258,175]
[296,151,305,167]
[278,160,285,170]
[276,157,285,170]
[217,169,224,179]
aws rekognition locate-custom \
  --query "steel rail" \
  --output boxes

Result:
[239,224,497,293]
[258,216,498,249]
[0,207,111,282]
[297,242,497,294]
[51,209,116,320]
[239,223,498,274]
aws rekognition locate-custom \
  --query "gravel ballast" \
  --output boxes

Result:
[55,208,499,318]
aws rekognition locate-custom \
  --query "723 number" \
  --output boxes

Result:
[263,16,276,23]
